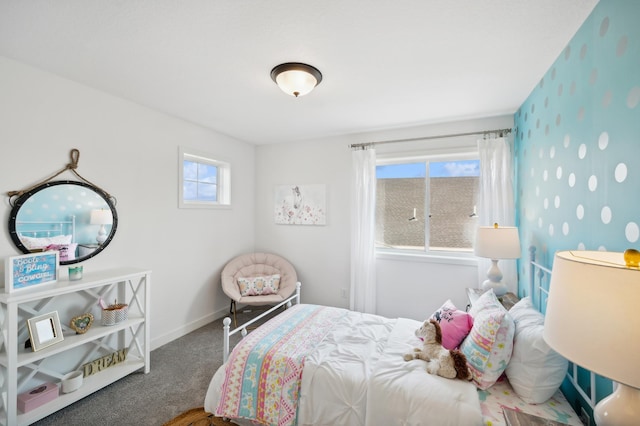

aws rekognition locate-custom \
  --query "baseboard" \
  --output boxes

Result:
[150,306,230,350]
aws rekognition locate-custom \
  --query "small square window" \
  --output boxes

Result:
[179,147,230,208]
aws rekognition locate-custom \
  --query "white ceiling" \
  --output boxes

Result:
[0,1,599,145]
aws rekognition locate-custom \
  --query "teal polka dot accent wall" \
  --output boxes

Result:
[515,1,640,269]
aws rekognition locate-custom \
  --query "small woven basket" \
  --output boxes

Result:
[101,303,128,326]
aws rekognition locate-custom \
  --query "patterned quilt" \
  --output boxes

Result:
[215,304,346,426]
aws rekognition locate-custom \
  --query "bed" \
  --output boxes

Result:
[204,248,586,426]
[12,217,78,261]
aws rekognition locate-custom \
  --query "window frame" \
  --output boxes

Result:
[375,149,479,260]
[178,147,231,209]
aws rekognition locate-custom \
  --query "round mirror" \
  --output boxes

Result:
[8,180,118,265]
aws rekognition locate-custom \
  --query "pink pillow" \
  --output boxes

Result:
[429,300,474,350]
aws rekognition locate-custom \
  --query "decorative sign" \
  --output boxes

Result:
[82,349,127,377]
[5,251,59,293]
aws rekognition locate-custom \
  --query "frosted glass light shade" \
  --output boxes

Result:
[271,63,322,97]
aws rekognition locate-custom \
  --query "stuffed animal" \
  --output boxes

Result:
[403,319,471,380]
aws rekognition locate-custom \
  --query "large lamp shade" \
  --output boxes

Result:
[544,250,640,425]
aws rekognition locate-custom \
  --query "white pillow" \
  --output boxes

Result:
[460,289,515,390]
[21,234,73,250]
[505,297,568,404]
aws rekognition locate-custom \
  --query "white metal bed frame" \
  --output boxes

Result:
[222,282,301,363]
[528,246,597,415]
[219,249,599,417]
[15,216,76,242]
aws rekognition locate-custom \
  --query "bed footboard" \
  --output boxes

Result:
[222,281,301,363]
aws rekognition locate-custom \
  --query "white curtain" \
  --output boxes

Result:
[350,148,377,314]
[477,135,518,291]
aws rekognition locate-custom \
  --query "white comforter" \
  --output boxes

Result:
[204,308,482,426]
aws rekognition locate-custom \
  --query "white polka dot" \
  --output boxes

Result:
[577,204,584,220]
[615,163,627,182]
[598,132,609,150]
[589,69,598,85]
[578,107,585,121]
[544,198,549,209]
[562,222,569,236]
[550,146,556,159]
[598,246,607,251]
[543,170,548,181]
[626,222,640,243]
[627,87,640,108]
[578,144,587,159]
[530,167,535,177]
[548,224,554,236]
[564,134,571,148]
[617,35,628,57]
[536,186,540,197]
[603,90,612,107]
[569,173,576,187]
[600,17,609,36]
[588,175,598,191]
[538,218,543,228]
[556,167,563,179]
[601,206,612,224]
[539,148,544,159]
[578,242,586,250]
[554,196,560,208]
[556,114,562,126]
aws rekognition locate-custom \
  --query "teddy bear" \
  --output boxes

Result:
[403,319,471,380]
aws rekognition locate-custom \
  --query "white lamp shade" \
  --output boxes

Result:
[474,225,521,259]
[275,70,318,97]
[543,250,640,389]
[90,209,112,225]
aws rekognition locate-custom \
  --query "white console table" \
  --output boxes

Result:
[0,267,151,426]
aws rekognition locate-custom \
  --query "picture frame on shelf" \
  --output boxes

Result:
[5,251,59,293]
[27,311,64,352]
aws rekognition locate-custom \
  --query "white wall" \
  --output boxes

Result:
[0,55,515,349]
[255,115,513,320]
[0,57,256,349]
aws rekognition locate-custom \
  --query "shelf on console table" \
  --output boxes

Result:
[0,267,151,426]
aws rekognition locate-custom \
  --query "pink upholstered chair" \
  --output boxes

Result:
[221,252,298,327]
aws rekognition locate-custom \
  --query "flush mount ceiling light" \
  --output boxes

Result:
[270,62,322,97]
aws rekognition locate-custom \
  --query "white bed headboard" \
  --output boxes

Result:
[15,216,76,242]
[528,245,597,415]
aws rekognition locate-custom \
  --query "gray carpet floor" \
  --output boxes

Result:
[32,309,277,426]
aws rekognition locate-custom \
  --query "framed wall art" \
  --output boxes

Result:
[5,251,59,293]
[274,184,326,225]
[27,311,64,352]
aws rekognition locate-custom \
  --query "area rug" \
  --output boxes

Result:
[163,407,239,426]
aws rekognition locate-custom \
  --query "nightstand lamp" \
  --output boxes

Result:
[474,223,521,296]
[90,209,112,244]
[544,250,640,426]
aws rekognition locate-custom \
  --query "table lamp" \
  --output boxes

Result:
[544,250,640,426]
[90,209,112,244]
[474,223,521,296]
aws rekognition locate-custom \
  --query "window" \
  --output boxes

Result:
[179,147,230,208]
[376,155,479,253]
